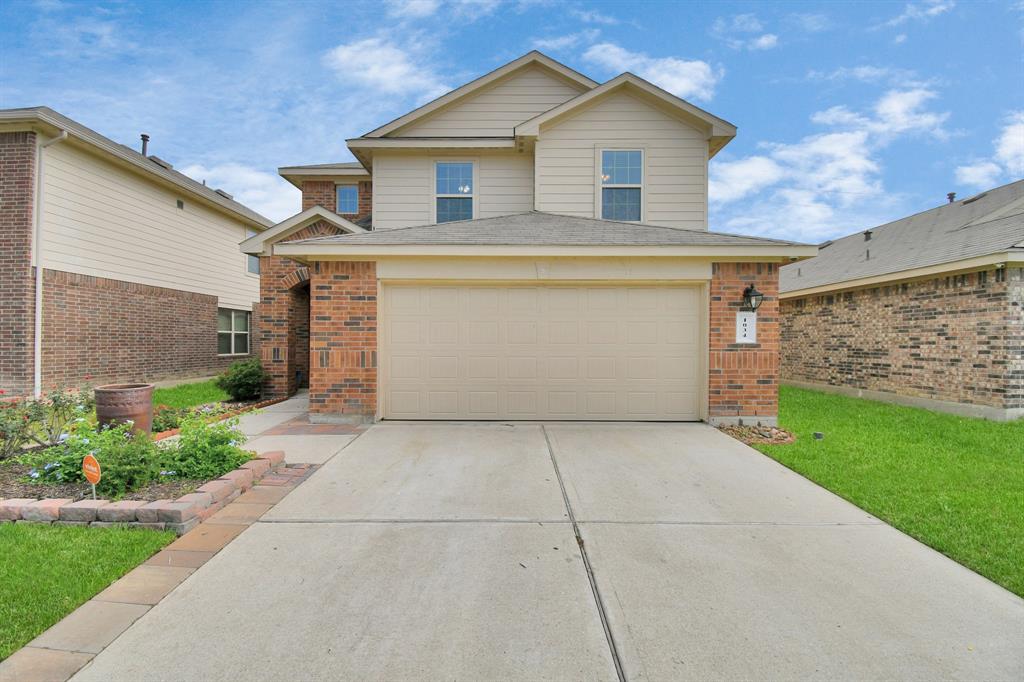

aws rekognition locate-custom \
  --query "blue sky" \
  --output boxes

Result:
[1,0,1021,241]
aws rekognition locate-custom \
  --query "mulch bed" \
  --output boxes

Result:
[719,424,795,445]
[0,460,204,502]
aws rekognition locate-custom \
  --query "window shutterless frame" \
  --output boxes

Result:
[217,308,250,356]
[597,148,645,222]
[433,160,476,224]
[336,184,359,215]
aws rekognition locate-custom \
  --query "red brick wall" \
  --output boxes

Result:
[0,131,36,395]
[301,179,372,222]
[308,261,377,418]
[40,269,255,390]
[780,267,1023,410]
[709,262,780,423]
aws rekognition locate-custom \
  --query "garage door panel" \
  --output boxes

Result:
[382,284,701,421]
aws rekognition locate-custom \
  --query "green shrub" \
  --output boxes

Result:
[0,397,34,460]
[162,416,251,480]
[152,405,186,433]
[26,386,95,447]
[214,359,268,402]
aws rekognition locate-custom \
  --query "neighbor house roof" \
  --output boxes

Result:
[780,180,1024,297]
[0,106,273,228]
[273,211,817,259]
[515,73,737,158]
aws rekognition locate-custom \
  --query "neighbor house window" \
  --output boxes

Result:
[218,308,250,355]
[435,162,473,223]
[600,149,643,221]
[245,228,260,274]
[336,185,358,215]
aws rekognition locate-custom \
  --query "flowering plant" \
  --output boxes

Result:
[161,416,251,479]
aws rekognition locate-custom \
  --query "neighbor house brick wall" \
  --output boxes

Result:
[780,267,1023,410]
[708,262,780,423]
[300,180,372,222]
[308,260,377,418]
[40,269,256,389]
[0,131,37,395]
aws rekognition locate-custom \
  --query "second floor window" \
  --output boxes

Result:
[435,162,473,223]
[601,150,643,222]
[337,185,358,214]
[245,228,260,274]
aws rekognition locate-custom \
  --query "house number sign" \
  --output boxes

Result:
[736,311,757,344]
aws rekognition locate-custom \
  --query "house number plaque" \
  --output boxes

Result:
[736,311,757,344]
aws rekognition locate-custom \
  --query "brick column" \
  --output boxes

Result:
[308,261,377,421]
[0,131,37,396]
[708,262,780,425]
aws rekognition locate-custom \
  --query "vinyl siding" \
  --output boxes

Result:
[39,141,260,310]
[393,66,587,137]
[372,151,534,230]
[534,91,709,230]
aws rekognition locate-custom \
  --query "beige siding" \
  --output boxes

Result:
[394,66,587,137]
[39,142,260,310]
[372,151,534,230]
[534,91,709,230]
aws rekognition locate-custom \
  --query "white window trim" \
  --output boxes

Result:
[217,308,251,357]
[335,183,360,215]
[595,147,646,222]
[432,159,478,224]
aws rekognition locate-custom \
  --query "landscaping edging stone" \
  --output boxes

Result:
[0,451,286,535]
[151,396,289,441]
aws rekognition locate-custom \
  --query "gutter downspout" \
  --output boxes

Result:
[33,129,68,398]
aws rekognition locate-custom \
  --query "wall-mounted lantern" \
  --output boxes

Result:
[741,284,764,312]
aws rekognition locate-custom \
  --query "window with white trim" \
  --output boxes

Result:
[435,162,473,223]
[245,228,260,274]
[336,185,358,214]
[600,150,643,221]
[218,308,250,355]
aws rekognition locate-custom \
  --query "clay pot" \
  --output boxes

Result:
[94,383,155,434]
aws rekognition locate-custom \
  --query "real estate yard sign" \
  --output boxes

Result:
[82,454,101,499]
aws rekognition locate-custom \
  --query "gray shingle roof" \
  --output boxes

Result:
[290,211,807,247]
[780,180,1024,293]
[278,161,365,171]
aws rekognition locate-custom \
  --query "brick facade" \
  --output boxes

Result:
[780,267,1024,412]
[300,180,372,223]
[308,261,378,418]
[0,131,37,395]
[708,262,780,424]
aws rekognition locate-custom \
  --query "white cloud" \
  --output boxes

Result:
[807,65,922,86]
[893,33,908,44]
[882,0,955,27]
[789,13,831,32]
[955,111,1024,189]
[582,43,721,101]
[385,0,440,17]
[180,163,298,222]
[570,8,619,25]
[711,14,780,50]
[709,88,952,241]
[532,29,599,51]
[322,38,448,101]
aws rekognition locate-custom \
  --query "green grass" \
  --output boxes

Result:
[756,386,1024,596]
[152,379,229,409]
[0,524,174,659]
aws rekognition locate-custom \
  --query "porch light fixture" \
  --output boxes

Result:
[741,284,764,312]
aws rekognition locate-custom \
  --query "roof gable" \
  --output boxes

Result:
[515,73,737,158]
[363,51,598,139]
[240,205,366,256]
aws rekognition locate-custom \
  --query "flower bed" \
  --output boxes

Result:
[152,396,286,440]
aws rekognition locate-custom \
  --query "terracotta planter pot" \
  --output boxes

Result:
[94,383,155,434]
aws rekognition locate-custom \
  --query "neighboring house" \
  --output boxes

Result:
[779,180,1024,421]
[0,107,272,397]
[243,51,815,424]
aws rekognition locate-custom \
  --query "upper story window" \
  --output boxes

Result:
[435,162,474,223]
[336,185,359,215]
[600,150,643,222]
[245,228,260,274]
[218,308,250,355]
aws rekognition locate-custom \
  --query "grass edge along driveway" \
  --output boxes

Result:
[756,386,1024,598]
[0,524,174,660]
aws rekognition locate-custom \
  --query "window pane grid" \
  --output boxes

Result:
[602,188,642,222]
[218,308,251,356]
[602,150,642,185]
[336,185,359,214]
[436,162,473,196]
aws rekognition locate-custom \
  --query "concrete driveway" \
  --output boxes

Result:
[73,422,1023,681]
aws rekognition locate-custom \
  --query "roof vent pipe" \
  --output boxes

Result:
[140,133,149,156]
[864,230,872,241]
[947,192,956,203]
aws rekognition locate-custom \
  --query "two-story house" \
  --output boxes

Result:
[0,107,271,397]
[243,51,815,425]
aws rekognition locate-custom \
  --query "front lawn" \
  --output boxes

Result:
[0,524,174,660]
[152,379,229,409]
[756,386,1024,597]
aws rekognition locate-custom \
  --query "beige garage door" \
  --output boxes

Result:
[380,283,702,420]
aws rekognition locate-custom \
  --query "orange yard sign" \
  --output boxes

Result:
[82,454,101,485]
